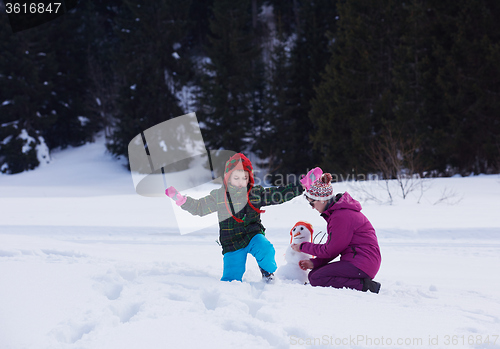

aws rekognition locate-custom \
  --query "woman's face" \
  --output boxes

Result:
[306,197,328,213]
[229,170,249,188]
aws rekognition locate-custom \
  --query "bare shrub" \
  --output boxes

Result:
[346,129,435,204]
[433,186,464,205]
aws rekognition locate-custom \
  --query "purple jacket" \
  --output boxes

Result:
[300,192,381,279]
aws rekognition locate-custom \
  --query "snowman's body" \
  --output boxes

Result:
[276,223,313,283]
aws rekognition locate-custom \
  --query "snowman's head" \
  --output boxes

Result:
[289,221,313,244]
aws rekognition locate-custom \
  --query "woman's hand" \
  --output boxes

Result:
[299,259,314,270]
[291,243,302,252]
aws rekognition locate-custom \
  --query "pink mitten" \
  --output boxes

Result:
[165,186,187,206]
[300,167,323,190]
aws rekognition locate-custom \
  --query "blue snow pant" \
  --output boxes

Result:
[221,234,277,282]
[308,260,369,291]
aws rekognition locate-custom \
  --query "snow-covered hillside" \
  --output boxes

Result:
[1,136,500,349]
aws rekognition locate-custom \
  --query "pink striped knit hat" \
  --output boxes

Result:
[305,173,334,201]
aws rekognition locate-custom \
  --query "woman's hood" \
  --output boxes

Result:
[323,192,362,216]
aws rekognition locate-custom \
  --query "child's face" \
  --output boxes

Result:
[229,170,249,188]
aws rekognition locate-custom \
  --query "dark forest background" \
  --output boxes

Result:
[1,0,499,181]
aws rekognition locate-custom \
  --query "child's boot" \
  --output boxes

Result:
[259,267,275,283]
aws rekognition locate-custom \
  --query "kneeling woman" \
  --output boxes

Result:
[292,170,382,293]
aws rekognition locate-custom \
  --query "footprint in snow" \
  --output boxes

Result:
[50,320,96,344]
[241,299,264,318]
[110,302,143,323]
[92,271,124,300]
[201,289,220,310]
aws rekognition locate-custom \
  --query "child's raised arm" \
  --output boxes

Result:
[257,182,304,207]
[166,186,218,217]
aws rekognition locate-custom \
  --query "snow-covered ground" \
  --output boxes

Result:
[1,136,500,349]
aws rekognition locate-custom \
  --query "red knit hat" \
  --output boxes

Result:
[305,173,334,201]
[223,153,264,222]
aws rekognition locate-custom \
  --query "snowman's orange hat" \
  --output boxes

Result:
[289,221,314,244]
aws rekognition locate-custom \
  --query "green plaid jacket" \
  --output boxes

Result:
[181,182,304,254]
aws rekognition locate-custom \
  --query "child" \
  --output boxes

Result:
[166,153,304,282]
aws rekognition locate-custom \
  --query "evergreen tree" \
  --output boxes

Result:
[310,0,391,175]
[312,0,500,176]
[0,4,106,173]
[430,0,500,174]
[0,13,56,173]
[253,27,290,177]
[264,0,300,36]
[196,0,264,153]
[187,0,215,49]
[256,0,337,181]
[42,7,102,150]
[108,0,193,159]
[79,0,124,138]
[390,0,436,173]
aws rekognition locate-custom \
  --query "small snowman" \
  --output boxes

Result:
[276,221,314,284]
